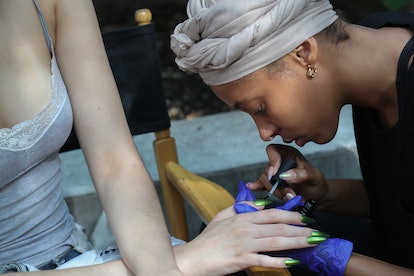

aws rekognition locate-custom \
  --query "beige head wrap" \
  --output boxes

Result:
[171,0,338,85]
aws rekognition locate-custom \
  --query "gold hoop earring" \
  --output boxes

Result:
[307,64,318,79]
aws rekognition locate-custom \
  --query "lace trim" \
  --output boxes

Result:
[0,56,67,150]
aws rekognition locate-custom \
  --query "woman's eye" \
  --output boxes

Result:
[254,105,264,116]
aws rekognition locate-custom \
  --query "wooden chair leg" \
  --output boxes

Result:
[153,129,189,241]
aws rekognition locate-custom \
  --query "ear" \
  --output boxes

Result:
[288,37,318,66]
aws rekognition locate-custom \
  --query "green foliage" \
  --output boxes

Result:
[381,0,411,10]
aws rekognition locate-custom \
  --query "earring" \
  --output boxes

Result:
[307,64,318,78]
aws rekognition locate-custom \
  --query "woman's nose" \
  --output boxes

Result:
[255,119,278,141]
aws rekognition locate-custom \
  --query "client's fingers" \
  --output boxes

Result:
[212,201,264,222]
[248,223,313,240]
[248,254,300,269]
[240,208,311,226]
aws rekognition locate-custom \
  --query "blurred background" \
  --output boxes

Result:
[91,0,414,120]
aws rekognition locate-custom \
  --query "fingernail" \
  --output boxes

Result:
[254,199,273,206]
[267,166,275,181]
[285,259,300,267]
[307,236,327,244]
[300,215,316,225]
[245,182,253,188]
[311,230,330,238]
[283,193,294,201]
[279,172,291,180]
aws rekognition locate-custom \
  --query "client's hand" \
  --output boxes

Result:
[173,181,320,276]
[234,181,353,276]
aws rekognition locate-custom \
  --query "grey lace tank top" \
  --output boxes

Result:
[0,0,76,266]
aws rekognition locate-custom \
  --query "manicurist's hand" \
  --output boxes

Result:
[248,144,328,203]
[173,203,321,276]
[248,144,369,216]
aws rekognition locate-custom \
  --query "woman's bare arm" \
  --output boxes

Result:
[345,253,414,276]
[53,0,181,274]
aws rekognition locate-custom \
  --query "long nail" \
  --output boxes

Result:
[279,172,291,180]
[254,199,273,206]
[283,193,295,201]
[267,166,275,181]
[300,215,316,225]
[307,236,327,244]
[311,230,330,238]
[285,259,300,267]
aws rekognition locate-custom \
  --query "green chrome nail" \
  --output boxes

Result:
[300,215,316,225]
[285,259,301,267]
[311,230,330,238]
[279,172,291,180]
[253,199,273,206]
[307,236,327,244]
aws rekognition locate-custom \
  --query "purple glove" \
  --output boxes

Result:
[234,180,259,214]
[278,238,353,276]
[276,195,304,211]
[233,180,304,214]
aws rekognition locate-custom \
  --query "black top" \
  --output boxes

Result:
[353,11,414,268]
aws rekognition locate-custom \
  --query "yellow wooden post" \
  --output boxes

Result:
[153,130,189,241]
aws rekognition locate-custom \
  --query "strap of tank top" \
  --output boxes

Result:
[33,0,53,53]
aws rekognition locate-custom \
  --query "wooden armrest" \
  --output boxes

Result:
[246,266,291,276]
[165,161,234,224]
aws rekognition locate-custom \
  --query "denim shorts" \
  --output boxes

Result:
[0,221,185,273]
[0,224,121,273]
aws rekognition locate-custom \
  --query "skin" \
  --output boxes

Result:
[211,22,414,275]
[0,0,320,274]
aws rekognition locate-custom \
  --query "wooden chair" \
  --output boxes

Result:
[61,8,290,276]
